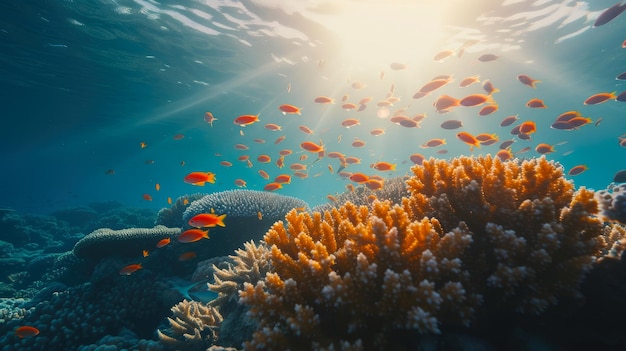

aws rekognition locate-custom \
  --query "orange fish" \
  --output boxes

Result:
[460,94,493,107]
[274,174,292,184]
[568,164,588,176]
[409,153,426,165]
[204,112,218,126]
[482,80,500,95]
[478,104,498,116]
[183,172,216,186]
[234,114,260,126]
[349,173,370,183]
[257,211,263,220]
[119,263,143,275]
[156,237,171,248]
[220,160,233,167]
[314,96,335,104]
[274,135,286,144]
[265,123,282,131]
[234,144,249,150]
[178,251,197,261]
[155,183,161,191]
[495,148,513,161]
[258,170,270,180]
[526,98,547,108]
[459,75,480,88]
[433,94,461,113]
[535,143,555,154]
[183,198,189,206]
[344,157,361,164]
[341,118,360,128]
[15,326,39,339]
[341,102,358,110]
[421,138,446,148]
[167,197,173,205]
[299,125,314,134]
[279,104,302,115]
[142,250,149,257]
[173,133,185,140]
[234,178,247,187]
[257,155,271,163]
[518,121,537,134]
[140,141,147,148]
[264,182,283,191]
[289,163,307,171]
[433,49,455,61]
[178,229,210,243]
[371,161,396,171]
[143,194,153,201]
[457,132,481,148]
[584,91,617,105]
[352,138,366,147]
[365,179,384,190]
[189,213,226,228]
[370,128,385,136]
[517,74,541,88]
[301,141,324,153]
[418,77,452,94]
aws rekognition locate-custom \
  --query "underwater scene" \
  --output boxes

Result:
[2,0,626,350]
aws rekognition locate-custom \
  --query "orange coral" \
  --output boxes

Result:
[238,155,616,350]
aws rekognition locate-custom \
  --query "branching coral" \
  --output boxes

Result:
[238,155,618,350]
[157,299,223,351]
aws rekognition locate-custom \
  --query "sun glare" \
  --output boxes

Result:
[318,2,450,68]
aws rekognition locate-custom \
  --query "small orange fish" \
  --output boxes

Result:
[204,112,218,126]
[344,157,361,164]
[341,102,358,110]
[584,91,617,105]
[178,251,197,261]
[526,98,547,108]
[290,163,307,171]
[409,153,426,165]
[433,94,461,113]
[568,164,588,176]
[370,128,385,136]
[517,74,541,88]
[459,75,480,88]
[156,237,171,248]
[301,141,324,153]
[167,197,173,205]
[234,114,260,126]
[352,138,366,147]
[142,250,149,257]
[299,125,314,134]
[279,104,302,115]
[371,162,396,171]
[365,179,384,190]
[183,172,216,186]
[349,173,370,183]
[178,229,209,243]
[173,133,185,140]
[257,155,271,163]
[274,174,292,184]
[276,155,285,169]
[327,151,344,158]
[258,170,270,180]
[155,183,160,191]
[15,326,40,339]
[234,144,249,150]
[265,123,282,131]
[143,193,153,201]
[457,132,481,148]
[274,135,286,144]
[421,138,446,148]
[140,141,147,148]
[257,211,263,220]
[314,96,335,104]
[518,121,537,134]
[220,160,233,167]
[234,178,247,188]
[264,182,283,191]
[183,198,189,206]
[535,143,555,154]
[478,104,498,116]
[496,149,513,161]
[119,263,143,275]
[189,213,227,228]
[460,94,493,107]
[341,118,360,128]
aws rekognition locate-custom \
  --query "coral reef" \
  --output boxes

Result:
[596,183,626,224]
[313,175,409,212]
[157,299,223,350]
[72,225,181,261]
[178,190,309,259]
[238,155,620,350]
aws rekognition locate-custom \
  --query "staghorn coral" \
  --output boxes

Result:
[157,299,223,351]
[209,240,271,309]
[72,225,181,261]
[238,155,619,350]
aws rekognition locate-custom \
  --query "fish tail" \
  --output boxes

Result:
[217,214,227,227]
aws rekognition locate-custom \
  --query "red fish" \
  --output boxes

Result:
[535,143,555,154]
[156,237,171,248]
[279,104,302,115]
[119,263,143,275]
[178,229,210,243]
[349,173,369,183]
[234,114,260,126]
[188,213,226,228]
[142,194,153,201]
[15,326,39,339]
[457,132,481,148]
[264,182,283,191]
[183,172,216,186]
[274,174,292,184]
[371,162,396,171]
[301,141,324,153]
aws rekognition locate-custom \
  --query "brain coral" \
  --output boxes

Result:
[73,225,181,261]
[239,155,617,350]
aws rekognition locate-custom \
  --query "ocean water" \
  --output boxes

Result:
[2,0,625,214]
[2,1,626,349]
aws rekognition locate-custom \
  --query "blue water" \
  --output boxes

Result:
[1,0,625,214]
